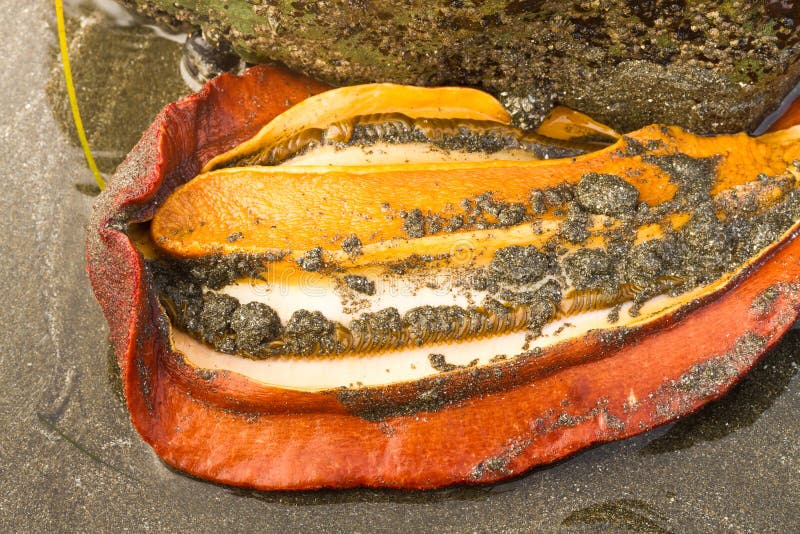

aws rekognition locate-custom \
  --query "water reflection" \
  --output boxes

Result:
[561,498,672,532]
[642,329,800,455]
[226,484,512,506]
[74,182,101,196]
[106,341,125,405]
[47,0,189,174]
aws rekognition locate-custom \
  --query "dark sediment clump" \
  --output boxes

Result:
[642,154,720,206]
[425,214,444,234]
[482,297,513,318]
[497,202,527,226]
[341,234,363,256]
[498,279,563,333]
[488,245,551,285]
[384,253,448,275]
[563,248,620,291]
[443,215,464,232]
[199,293,239,352]
[471,193,530,230]
[296,246,325,272]
[403,305,469,344]
[542,153,800,309]
[344,274,376,295]
[149,254,281,349]
[732,193,800,256]
[529,190,546,214]
[624,239,678,287]
[678,205,733,279]
[533,279,563,305]
[349,308,405,349]
[282,310,342,355]
[619,136,647,157]
[428,353,478,372]
[183,253,279,289]
[230,302,282,355]
[148,260,204,330]
[226,231,243,243]
[401,208,426,238]
[498,279,562,307]
[715,174,795,216]
[149,256,283,358]
[154,255,353,356]
[558,202,590,244]
[622,238,685,313]
[541,184,575,210]
[148,253,280,295]
[525,288,562,333]
[575,173,639,216]
[400,192,533,239]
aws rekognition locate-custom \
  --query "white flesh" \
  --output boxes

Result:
[220,275,488,325]
[283,142,541,166]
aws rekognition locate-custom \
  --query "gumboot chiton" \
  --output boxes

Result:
[87,65,800,490]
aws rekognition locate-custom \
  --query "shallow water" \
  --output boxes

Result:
[48,0,190,175]
[1,0,798,531]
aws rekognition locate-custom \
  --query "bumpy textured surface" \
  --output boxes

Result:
[121,0,800,133]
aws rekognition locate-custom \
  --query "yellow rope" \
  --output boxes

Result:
[55,0,105,190]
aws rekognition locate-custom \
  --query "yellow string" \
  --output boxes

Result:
[55,0,105,190]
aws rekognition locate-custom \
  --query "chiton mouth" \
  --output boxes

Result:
[141,83,800,391]
[88,65,800,490]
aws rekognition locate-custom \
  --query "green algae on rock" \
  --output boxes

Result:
[118,0,799,133]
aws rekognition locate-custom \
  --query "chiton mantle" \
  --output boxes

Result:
[87,65,800,490]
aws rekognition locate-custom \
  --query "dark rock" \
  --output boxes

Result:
[182,31,243,86]
[120,0,800,133]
